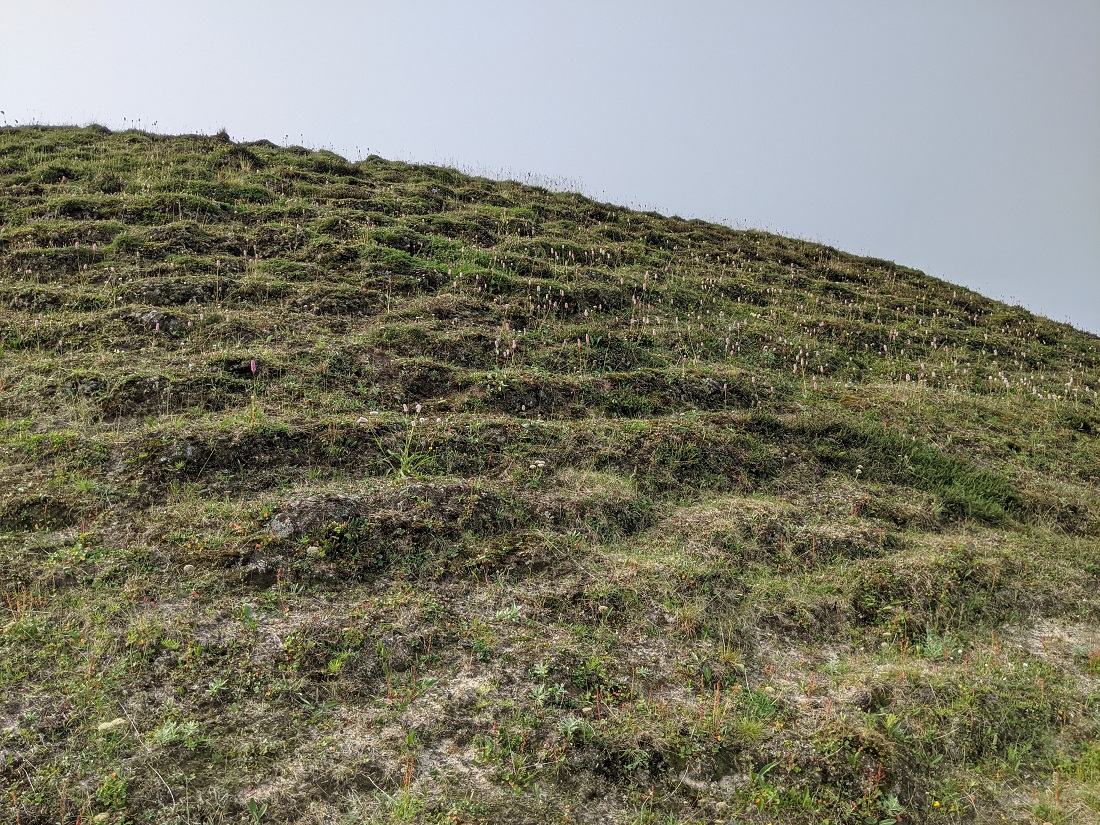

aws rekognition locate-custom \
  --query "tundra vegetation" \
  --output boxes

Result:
[0,125,1098,824]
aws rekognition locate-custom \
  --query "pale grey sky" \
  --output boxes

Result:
[3,1,1097,333]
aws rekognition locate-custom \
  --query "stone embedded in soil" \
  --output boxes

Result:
[268,493,361,540]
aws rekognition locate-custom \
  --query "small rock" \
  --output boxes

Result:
[269,514,294,539]
[97,717,127,732]
[182,564,195,574]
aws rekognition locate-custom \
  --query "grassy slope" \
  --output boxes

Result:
[0,125,1098,825]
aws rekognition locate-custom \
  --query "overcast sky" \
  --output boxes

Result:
[3,1,1097,334]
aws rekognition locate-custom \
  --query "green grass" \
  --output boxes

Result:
[0,124,1099,824]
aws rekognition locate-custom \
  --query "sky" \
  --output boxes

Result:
[3,1,1098,334]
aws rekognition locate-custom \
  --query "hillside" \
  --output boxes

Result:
[1,125,1099,824]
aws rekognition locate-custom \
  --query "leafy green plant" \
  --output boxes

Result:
[94,770,127,808]
[150,718,205,750]
[377,419,433,479]
[247,798,268,824]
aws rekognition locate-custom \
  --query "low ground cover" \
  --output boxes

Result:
[1,126,1098,823]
